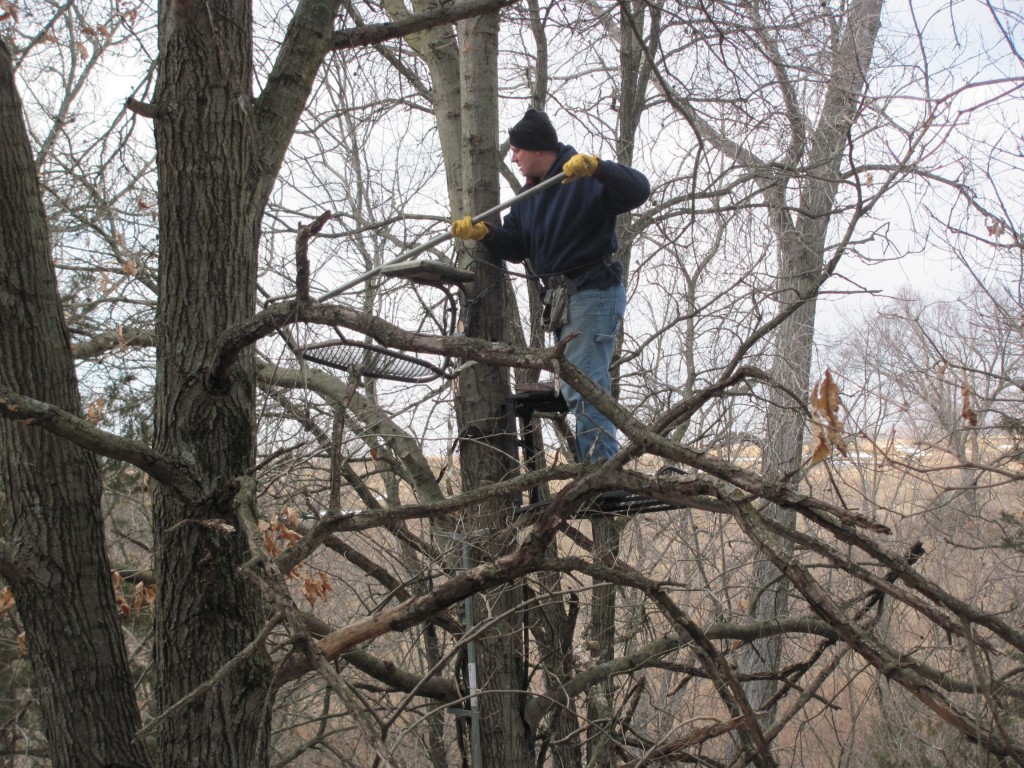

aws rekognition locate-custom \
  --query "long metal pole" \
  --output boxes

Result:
[318,171,566,302]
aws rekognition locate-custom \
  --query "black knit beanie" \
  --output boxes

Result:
[508,109,559,152]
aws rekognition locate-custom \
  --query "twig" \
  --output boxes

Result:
[295,211,331,301]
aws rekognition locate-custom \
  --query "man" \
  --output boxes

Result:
[452,109,650,463]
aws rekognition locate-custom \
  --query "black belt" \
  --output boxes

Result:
[538,256,617,298]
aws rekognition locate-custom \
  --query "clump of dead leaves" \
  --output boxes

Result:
[259,507,333,608]
[810,368,848,465]
[112,570,156,618]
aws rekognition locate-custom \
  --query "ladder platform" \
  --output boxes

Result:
[514,491,682,519]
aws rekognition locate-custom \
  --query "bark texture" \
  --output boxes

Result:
[403,4,535,762]
[453,14,533,766]
[149,1,272,763]
[0,40,152,768]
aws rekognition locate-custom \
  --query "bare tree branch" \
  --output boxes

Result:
[0,382,199,496]
[330,0,518,50]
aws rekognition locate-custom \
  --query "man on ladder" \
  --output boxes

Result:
[452,109,651,464]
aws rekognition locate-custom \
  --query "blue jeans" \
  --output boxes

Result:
[555,283,626,463]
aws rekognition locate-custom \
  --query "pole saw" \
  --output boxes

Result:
[318,171,567,302]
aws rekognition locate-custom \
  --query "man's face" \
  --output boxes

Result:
[511,146,555,180]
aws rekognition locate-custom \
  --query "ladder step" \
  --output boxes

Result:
[507,388,568,418]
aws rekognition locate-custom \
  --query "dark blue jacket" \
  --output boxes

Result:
[483,144,650,290]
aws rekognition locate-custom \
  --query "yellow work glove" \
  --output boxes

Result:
[562,153,600,183]
[452,216,489,241]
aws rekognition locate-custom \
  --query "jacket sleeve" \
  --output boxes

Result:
[593,161,651,214]
[480,206,529,263]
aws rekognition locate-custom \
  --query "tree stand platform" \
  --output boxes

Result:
[504,383,686,519]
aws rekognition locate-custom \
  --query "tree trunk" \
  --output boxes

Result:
[0,40,152,768]
[453,12,532,766]
[737,0,885,746]
[584,520,620,767]
[395,8,534,762]
[383,0,465,206]
[150,2,272,764]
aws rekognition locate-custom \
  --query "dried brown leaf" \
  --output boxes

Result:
[86,397,105,425]
[961,378,978,426]
[263,529,280,557]
[0,0,19,23]
[132,582,144,616]
[809,429,830,466]
[0,587,15,617]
